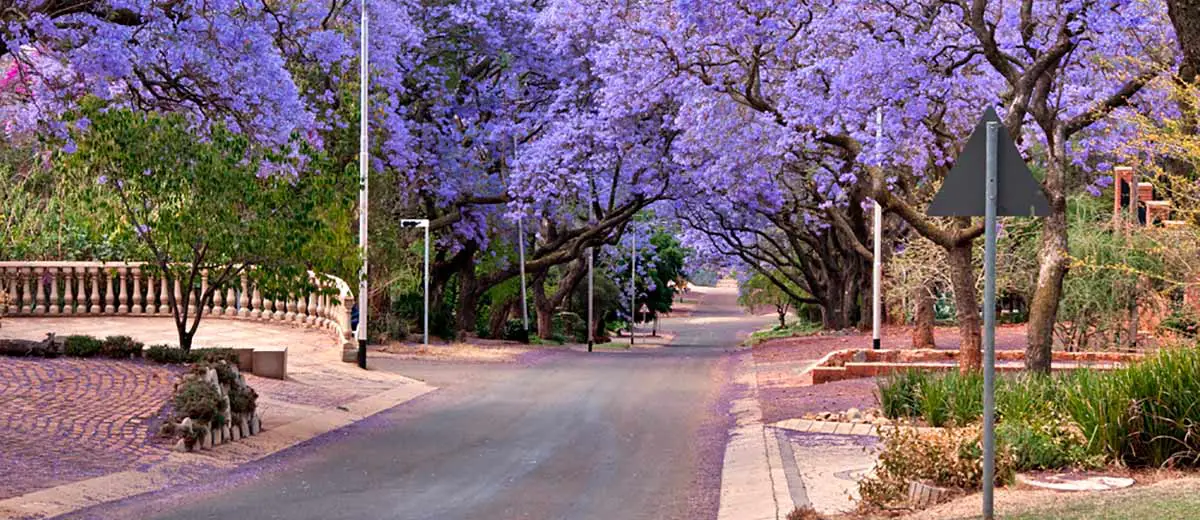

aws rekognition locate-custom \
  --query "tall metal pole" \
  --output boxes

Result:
[873,107,883,350]
[423,222,430,346]
[630,234,636,347]
[982,121,999,520]
[356,0,369,370]
[518,217,529,337]
[587,204,594,352]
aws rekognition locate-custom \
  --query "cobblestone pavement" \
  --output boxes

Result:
[0,317,413,506]
[0,357,180,500]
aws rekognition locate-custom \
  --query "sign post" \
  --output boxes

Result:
[927,107,1048,520]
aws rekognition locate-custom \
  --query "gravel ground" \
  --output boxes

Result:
[760,377,880,424]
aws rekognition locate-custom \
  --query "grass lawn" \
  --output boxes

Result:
[1004,488,1200,519]
[744,320,820,345]
[913,477,1200,520]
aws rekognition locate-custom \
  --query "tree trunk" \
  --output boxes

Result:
[1026,198,1070,373]
[1168,0,1200,86]
[947,244,981,373]
[488,296,517,338]
[453,244,480,340]
[912,283,936,349]
[532,272,555,340]
[777,306,787,328]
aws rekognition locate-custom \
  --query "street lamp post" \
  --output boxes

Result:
[587,205,594,352]
[356,0,369,369]
[629,234,636,347]
[518,217,529,340]
[873,107,883,350]
[401,219,431,345]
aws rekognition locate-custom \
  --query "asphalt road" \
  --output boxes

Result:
[68,287,771,520]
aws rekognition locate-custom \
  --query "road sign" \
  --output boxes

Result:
[927,107,1049,217]
[927,107,1046,520]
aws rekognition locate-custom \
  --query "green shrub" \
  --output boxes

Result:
[172,378,223,425]
[100,335,143,358]
[995,373,1056,425]
[191,360,239,386]
[1159,309,1199,337]
[945,371,984,426]
[877,369,924,419]
[193,348,238,365]
[858,425,1014,508]
[145,344,194,364]
[182,423,208,449]
[502,319,530,342]
[64,335,103,357]
[918,375,951,427]
[996,413,1100,471]
[229,383,258,416]
[875,347,1200,470]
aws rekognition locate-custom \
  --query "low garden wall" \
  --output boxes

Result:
[810,348,1143,384]
[0,261,356,371]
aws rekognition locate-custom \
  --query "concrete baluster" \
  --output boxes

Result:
[116,266,128,314]
[32,267,46,314]
[285,293,297,322]
[75,265,87,314]
[132,268,144,314]
[48,267,60,314]
[104,267,116,314]
[239,273,250,318]
[200,270,211,315]
[159,276,170,314]
[225,287,237,316]
[24,267,36,314]
[251,288,263,319]
[304,292,316,326]
[89,267,101,314]
[62,267,75,315]
[145,273,156,314]
[1,268,12,315]
[273,294,286,321]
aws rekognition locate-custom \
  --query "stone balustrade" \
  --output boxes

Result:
[0,262,354,349]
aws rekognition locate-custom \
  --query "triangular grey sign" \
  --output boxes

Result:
[927,107,1050,217]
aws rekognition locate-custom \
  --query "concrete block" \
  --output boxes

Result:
[252,347,287,379]
[232,347,255,372]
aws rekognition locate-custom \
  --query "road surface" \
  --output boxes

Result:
[67,286,771,520]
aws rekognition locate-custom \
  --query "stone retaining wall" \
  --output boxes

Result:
[810,348,1144,385]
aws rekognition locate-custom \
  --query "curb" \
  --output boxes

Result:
[717,355,794,520]
[0,380,436,520]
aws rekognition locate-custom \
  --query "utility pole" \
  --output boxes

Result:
[356,0,369,369]
[873,107,883,350]
[518,217,529,339]
[587,203,594,352]
[630,234,636,347]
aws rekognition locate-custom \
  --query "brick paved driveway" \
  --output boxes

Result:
[0,317,409,502]
[0,357,179,500]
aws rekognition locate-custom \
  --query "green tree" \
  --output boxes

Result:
[64,103,356,351]
[739,272,805,328]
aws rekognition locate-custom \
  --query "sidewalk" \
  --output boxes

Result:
[0,317,434,520]
[718,328,884,519]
